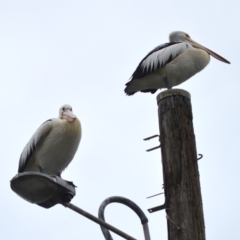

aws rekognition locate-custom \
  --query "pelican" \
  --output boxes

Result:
[124,31,230,95]
[18,104,81,176]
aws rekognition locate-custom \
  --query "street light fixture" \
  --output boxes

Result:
[10,172,151,240]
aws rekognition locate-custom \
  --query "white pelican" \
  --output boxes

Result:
[18,104,81,176]
[124,31,230,95]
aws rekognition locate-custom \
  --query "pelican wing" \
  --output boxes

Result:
[18,120,52,173]
[130,42,191,80]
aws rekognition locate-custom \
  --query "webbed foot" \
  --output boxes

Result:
[164,77,172,89]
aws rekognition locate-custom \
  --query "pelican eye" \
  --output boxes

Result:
[186,34,190,38]
[62,107,65,111]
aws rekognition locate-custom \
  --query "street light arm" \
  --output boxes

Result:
[63,202,137,240]
[98,196,151,240]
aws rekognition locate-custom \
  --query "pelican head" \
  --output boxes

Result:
[169,31,191,42]
[169,31,230,64]
[59,104,77,122]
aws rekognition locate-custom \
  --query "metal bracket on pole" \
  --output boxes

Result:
[143,135,161,152]
[98,196,151,240]
[148,203,166,213]
[146,192,163,199]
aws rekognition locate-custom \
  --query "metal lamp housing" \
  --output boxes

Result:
[10,172,76,208]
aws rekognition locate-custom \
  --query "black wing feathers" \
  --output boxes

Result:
[18,119,52,173]
[130,42,178,80]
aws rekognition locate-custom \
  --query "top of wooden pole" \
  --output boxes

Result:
[156,89,191,105]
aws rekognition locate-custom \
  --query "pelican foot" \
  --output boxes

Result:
[38,165,44,173]
[164,77,172,89]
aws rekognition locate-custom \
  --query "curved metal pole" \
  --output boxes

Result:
[98,196,151,240]
[63,202,136,240]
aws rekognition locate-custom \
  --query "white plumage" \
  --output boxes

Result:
[124,31,230,95]
[18,104,81,176]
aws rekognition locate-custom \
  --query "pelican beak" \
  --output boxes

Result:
[187,38,230,64]
[62,109,76,122]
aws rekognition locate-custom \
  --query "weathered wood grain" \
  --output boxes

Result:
[157,89,205,240]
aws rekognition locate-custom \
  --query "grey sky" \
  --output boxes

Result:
[1,1,239,239]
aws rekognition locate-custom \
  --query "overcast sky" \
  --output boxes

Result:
[1,1,239,239]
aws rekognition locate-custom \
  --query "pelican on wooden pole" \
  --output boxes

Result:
[124,31,230,95]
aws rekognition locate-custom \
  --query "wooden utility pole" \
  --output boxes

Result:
[157,89,205,240]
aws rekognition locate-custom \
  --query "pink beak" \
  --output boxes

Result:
[62,109,76,122]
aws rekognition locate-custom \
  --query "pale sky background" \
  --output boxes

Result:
[1,1,239,239]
